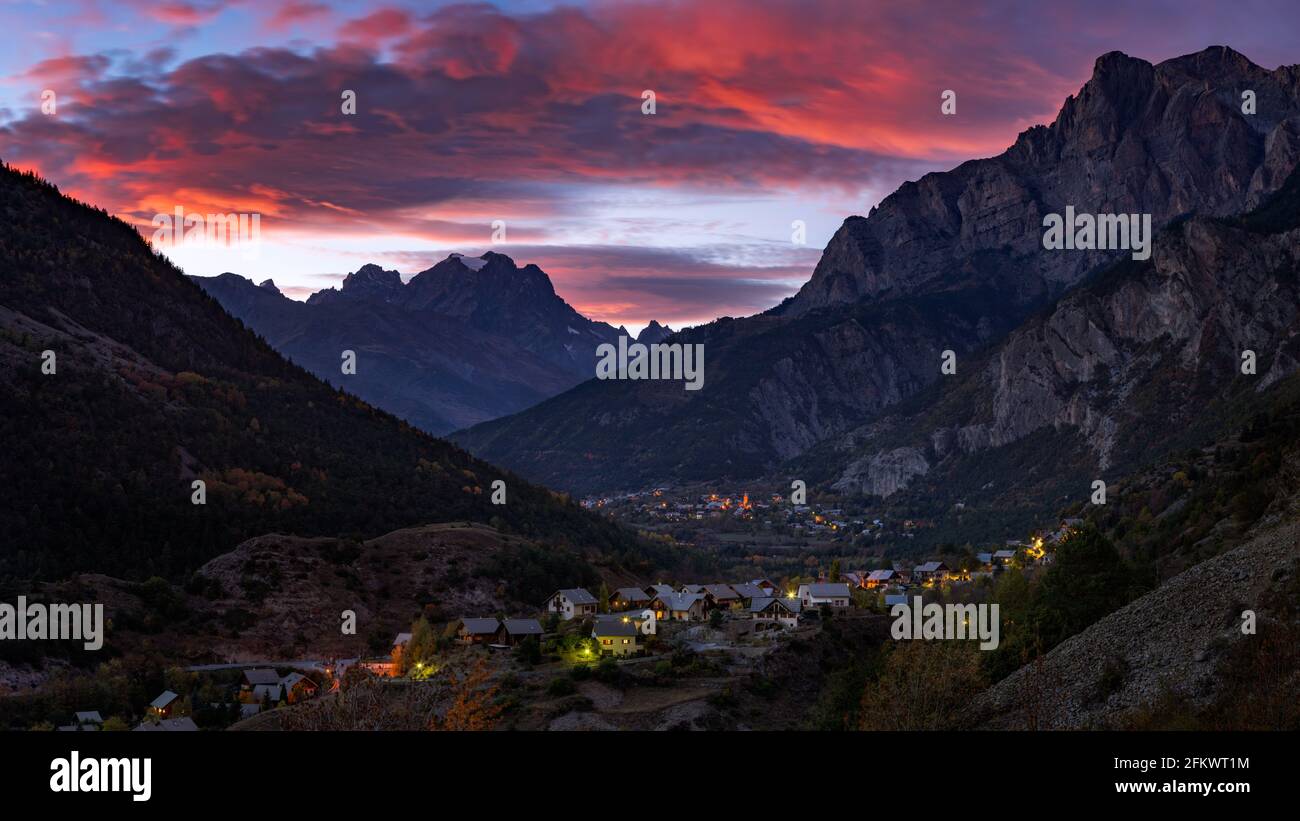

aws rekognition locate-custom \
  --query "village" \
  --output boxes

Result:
[581,486,964,547]
[49,516,1081,731]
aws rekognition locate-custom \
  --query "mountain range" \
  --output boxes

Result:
[455,46,1300,526]
[0,162,664,582]
[195,255,673,434]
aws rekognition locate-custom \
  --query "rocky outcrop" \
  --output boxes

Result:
[833,446,929,497]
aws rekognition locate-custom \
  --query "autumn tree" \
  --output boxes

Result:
[859,640,985,730]
[434,659,503,731]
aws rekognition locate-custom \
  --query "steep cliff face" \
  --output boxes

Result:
[785,47,1300,314]
[458,47,1300,493]
[824,166,1300,516]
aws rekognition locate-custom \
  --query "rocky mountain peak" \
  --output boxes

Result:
[784,46,1300,316]
[257,278,280,294]
[637,320,675,344]
[340,263,403,297]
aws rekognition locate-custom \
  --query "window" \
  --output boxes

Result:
[622,639,630,644]
[602,639,611,645]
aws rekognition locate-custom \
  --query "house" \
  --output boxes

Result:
[704,584,741,608]
[544,588,598,621]
[976,552,994,569]
[842,571,868,589]
[797,582,852,608]
[241,669,281,704]
[58,711,102,732]
[280,672,318,704]
[501,618,544,645]
[750,596,802,630]
[730,583,766,605]
[751,579,779,595]
[884,590,909,608]
[609,587,651,611]
[649,592,706,621]
[134,716,198,732]
[646,583,676,598]
[680,583,706,594]
[992,550,1017,567]
[74,711,103,728]
[595,609,656,636]
[866,569,896,588]
[148,690,179,719]
[250,683,283,704]
[591,619,641,657]
[456,617,502,645]
[913,561,950,584]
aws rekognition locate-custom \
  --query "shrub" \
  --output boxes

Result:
[546,677,576,697]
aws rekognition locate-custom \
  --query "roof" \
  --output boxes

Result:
[243,668,279,686]
[503,618,543,636]
[801,583,851,598]
[553,588,597,605]
[612,587,650,601]
[592,620,639,637]
[705,584,739,599]
[392,632,412,646]
[458,617,502,635]
[648,584,676,596]
[750,596,802,614]
[654,592,704,611]
[993,550,1017,558]
[597,610,649,622]
[680,584,705,593]
[977,553,993,563]
[251,683,282,701]
[134,717,198,732]
[867,569,895,581]
[150,690,179,709]
[730,583,765,600]
[75,711,103,724]
[915,561,948,573]
[280,672,308,688]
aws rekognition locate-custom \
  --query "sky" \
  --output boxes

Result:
[2,0,1300,333]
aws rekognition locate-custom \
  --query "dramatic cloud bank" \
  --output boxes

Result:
[3,0,1299,327]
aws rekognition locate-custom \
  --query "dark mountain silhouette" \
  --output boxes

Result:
[636,320,676,344]
[194,252,624,434]
[0,161,656,582]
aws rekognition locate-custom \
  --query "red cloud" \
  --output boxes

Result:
[8,0,1293,323]
[343,8,414,44]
